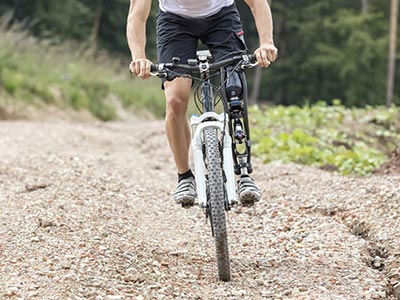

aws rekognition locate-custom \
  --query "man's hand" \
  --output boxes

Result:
[254,43,278,68]
[129,57,153,79]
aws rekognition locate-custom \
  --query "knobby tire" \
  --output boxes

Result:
[204,128,231,281]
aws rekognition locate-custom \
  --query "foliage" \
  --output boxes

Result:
[0,19,165,120]
[259,1,395,106]
[250,101,400,175]
[0,1,399,107]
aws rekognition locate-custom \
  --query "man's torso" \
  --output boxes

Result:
[158,0,234,18]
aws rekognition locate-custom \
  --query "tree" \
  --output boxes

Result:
[249,0,273,105]
[89,0,103,54]
[1,0,398,107]
[386,0,398,107]
[362,0,368,14]
[248,0,390,106]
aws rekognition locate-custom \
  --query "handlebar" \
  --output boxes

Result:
[150,54,258,77]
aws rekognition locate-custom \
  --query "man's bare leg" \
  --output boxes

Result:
[164,78,192,174]
[164,78,197,205]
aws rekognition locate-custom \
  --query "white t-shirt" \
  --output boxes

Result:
[159,0,234,18]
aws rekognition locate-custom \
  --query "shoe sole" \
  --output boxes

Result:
[174,195,196,208]
[239,191,261,207]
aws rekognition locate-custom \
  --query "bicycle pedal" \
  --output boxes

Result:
[181,202,195,209]
[240,200,257,208]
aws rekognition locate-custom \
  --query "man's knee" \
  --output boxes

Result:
[166,95,188,116]
[164,78,192,117]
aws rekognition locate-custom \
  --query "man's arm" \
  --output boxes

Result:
[126,0,152,79]
[243,0,278,67]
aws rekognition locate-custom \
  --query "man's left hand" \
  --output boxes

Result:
[254,43,278,68]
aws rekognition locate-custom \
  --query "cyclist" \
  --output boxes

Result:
[127,0,278,207]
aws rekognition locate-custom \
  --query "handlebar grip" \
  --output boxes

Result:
[248,54,257,64]
[150,64,158,73]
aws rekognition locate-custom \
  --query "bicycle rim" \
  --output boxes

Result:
[204,127,231,281]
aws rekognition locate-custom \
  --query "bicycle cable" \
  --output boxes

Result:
[160,58,247,140]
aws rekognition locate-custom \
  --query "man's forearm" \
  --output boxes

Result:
[127,19,146,59]
[245,0,274,45]
[126,0,151,59]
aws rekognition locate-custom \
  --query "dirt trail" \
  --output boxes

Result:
[0,121,399,300]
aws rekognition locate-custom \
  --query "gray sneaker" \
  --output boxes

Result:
[238,177,261,206]
[173,177,197,207]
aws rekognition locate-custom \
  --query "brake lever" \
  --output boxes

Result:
[240,54,259,69]
[241,61,258,70]
[150,71,166,78]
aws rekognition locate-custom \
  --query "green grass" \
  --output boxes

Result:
[1,17,397,175]
[0,16,165,120]
[250,101,400,175]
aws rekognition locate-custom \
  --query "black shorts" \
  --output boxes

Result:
[156,4,247,88]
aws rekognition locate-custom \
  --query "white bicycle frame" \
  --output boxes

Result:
[191,112,237,208]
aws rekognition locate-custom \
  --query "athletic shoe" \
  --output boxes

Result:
[173,177,197,207]
[238,176,261,206]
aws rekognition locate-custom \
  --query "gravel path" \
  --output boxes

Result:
[0,121,399,300]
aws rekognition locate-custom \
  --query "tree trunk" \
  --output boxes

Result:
[249,0,273,105]
[250,66,262,105]
[89,0,104,54]
[14,0,21,21]
[386,0,398,108]
[361,0,368,15]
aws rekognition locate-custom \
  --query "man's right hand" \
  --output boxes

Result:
[129,58,153,79]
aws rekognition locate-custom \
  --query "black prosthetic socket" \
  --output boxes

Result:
[178,169,194,182]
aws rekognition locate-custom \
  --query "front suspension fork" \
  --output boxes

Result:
[191,112,237,209]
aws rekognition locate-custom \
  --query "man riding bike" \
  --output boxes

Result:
[127,0,278,207]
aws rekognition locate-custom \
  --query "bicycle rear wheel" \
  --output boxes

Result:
[204,127,231,281]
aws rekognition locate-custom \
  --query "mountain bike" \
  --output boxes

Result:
[150,51,257,281]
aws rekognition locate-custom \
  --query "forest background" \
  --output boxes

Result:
[0,0,398,106]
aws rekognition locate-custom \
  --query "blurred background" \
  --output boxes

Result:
[0,0,399,175]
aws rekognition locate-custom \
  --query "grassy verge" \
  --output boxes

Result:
[0,17,165,120]
[250,101,400,175]
[1,17,397,175]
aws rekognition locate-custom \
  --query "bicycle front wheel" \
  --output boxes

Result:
[204,127,231,281]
